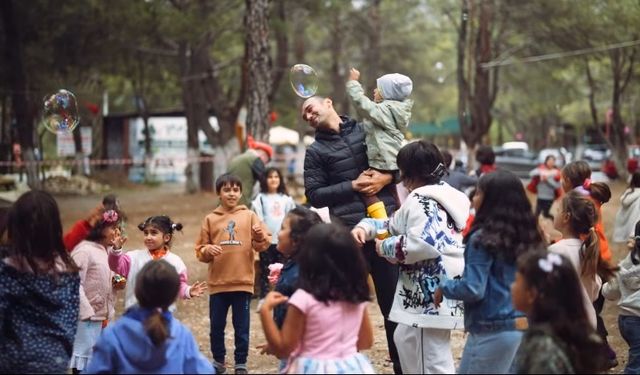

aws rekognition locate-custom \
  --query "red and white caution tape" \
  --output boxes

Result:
[0,155,216,168]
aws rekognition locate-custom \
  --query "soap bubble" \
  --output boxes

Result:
[42,89,79,134]
[289,64,318,98]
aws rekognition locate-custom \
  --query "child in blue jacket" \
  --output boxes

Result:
[86,260,213,374]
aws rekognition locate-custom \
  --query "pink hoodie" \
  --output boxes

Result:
[71,240,115,321]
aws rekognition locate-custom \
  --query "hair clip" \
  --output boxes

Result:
[103,210,119,224]
[430,163,447,178]
[582,178,592,189]
[171,223,177,230]
[538,252,562,273]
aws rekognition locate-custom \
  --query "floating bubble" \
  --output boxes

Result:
[289,64,318,98]
[42,89,79,134]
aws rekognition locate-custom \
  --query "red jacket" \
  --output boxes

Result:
[64,219,92,251]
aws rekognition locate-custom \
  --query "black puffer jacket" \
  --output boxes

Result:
[303,116,397,228]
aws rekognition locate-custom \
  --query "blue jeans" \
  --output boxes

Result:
[619,315,640,374]
[209,292,251,365]
[458,330,523,374]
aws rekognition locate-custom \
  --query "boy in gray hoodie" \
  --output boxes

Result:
[347,68,413,220]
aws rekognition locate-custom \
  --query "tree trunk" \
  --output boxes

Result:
[457,0,471,165]
[470,0,493,145]
[72,124,85,175]
[459,0,495,156]
[132,54,153,183]
[365,0,382,93]
[180,42,203,193]
[269,0,288,102]
[1,0,40,188]
[329,3,347,114]
[244,0,272,142]
[609,48,633,180]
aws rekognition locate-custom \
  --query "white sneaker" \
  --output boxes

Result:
[256,298,265,312]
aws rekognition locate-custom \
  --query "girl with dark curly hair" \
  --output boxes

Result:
[260,223,375,373]
[437,169,543,374]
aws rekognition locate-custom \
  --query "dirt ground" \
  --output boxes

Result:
[54,178,629,374]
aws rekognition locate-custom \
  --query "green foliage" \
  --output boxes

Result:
[2,0,639,153]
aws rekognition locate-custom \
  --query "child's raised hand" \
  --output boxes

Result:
[262,291,288,311]
[111,228,127,250]
[349,68,360,81]
[252,224,265,242]
[351,227,367,247]
[189,281,208,298]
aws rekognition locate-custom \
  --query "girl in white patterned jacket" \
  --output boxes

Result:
[352,140,470,374]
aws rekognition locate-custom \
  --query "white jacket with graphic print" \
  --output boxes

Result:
[356,181,470,329]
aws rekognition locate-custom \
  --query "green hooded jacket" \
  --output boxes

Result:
[346,80,413,171]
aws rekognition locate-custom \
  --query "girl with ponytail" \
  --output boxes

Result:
[549,191,604,328]
[561,161,612,262]
[560,161,618,368]
[87,260,213,373]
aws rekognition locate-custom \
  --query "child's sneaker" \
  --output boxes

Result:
[235,364,248,374]
[213,360,226,374]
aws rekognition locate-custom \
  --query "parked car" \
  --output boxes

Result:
[575,144,611,172]
[494,145,538,179]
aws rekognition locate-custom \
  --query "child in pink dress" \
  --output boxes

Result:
[260,223,374,373]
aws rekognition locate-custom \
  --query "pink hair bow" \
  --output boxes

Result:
[102,210,119,223]
[582,178,592,189]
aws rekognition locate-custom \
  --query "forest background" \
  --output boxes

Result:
[1,0,639,190]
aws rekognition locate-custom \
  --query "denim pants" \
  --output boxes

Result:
[209,292,251,365]
[457,330,523,374]
[619,315,640,374]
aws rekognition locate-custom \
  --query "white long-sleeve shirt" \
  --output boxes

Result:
[549,239,600,328]
[603,253,640,317]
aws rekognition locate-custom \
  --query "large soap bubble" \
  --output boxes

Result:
[289,64,318,98]
[43,89,79,134]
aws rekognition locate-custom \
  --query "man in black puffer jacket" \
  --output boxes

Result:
[302,96,402,374]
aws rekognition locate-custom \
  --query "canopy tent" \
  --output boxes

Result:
[269,125,300,145]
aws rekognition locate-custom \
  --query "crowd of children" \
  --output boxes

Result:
[2,67,640,375]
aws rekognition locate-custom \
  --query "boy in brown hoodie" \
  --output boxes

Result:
[195,173,271,374]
